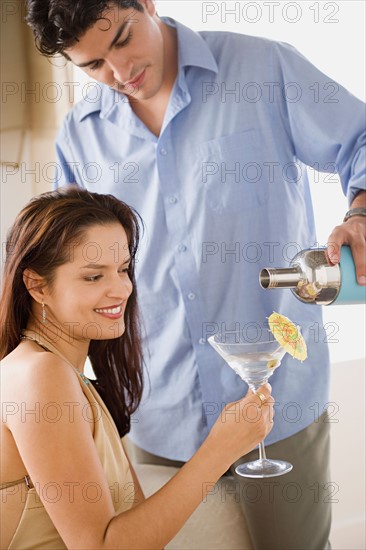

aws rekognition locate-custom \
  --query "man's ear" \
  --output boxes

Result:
[142,0,156,16]
[23,269,47,303]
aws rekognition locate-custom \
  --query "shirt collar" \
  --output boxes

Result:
[78,17,218,122]
[164,17,218,74]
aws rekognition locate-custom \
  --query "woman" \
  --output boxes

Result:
[0,187,274,549]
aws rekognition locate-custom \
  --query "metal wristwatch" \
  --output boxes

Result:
[343,207,366,223]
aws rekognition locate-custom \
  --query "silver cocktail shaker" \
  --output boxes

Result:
[259,246,366,305]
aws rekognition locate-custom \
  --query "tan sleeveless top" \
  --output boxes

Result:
[1,331,134,549]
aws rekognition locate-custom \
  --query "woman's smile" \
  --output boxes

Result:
[94,303,124,319]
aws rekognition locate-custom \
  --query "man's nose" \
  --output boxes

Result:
[106,54,132,85]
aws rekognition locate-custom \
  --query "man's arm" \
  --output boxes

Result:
[349,190,366,210]
[270,42,365,282]
[327,190,366,284]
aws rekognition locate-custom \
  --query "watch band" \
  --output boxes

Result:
[343,207,366,223]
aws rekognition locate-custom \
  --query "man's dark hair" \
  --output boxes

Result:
[25,0,144,57]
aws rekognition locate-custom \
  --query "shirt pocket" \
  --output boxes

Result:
[196,129,269,214]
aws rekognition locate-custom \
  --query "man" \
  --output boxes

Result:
[26,1,366,547]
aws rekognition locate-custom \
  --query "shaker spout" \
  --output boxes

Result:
[259,268,302,289]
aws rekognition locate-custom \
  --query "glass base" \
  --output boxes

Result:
[235,458,293,478]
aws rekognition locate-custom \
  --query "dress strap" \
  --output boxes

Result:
[0,475,34,490]
[20,329,91,386]
[21,330,75,369]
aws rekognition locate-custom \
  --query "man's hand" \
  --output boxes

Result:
[326,190,366,285]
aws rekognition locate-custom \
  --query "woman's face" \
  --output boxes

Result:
[43,222,133,342]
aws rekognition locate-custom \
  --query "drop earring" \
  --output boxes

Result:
[42,300,47,324]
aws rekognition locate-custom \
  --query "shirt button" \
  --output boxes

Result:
[199,338,206,345]
[160,148,168,156]
[169,196,177,204]
[187,292,196,301]
[178,244,187,252]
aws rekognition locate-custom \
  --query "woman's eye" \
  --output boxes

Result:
[84,275,102,282]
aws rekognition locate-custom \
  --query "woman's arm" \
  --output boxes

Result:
[103,390,273,549]
[5,353,272,550]
[124,458,146,507]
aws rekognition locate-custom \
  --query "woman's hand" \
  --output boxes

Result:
[205,384,274,469]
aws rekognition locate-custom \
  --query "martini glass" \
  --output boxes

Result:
[208,329,293,478]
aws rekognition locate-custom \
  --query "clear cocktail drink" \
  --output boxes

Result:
[208,330,293,478]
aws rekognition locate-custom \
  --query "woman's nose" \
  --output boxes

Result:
[107,273,133,299]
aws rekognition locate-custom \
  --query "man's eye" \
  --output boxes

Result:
[89,60,103,72]
[115,32,132,49]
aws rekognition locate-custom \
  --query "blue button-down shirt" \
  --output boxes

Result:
[55,18,365,460]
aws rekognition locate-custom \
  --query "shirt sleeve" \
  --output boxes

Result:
[54,122,83,190]
[271,41,366,205]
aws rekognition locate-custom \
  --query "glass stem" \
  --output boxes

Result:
[252,381,268,463]
[259,440,267,461]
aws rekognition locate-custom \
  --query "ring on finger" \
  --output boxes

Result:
[256,391,267,407]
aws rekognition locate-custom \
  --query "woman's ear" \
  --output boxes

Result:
[22,269,47,303]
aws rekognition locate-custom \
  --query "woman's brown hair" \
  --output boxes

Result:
[0,186,143,437]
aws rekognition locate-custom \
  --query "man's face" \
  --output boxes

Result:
[64,1,166,101]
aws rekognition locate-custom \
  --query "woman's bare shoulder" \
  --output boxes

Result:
[1,342,84,423]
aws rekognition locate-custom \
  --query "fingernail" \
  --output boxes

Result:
[329,255,339,264]
[358,276,366,285]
